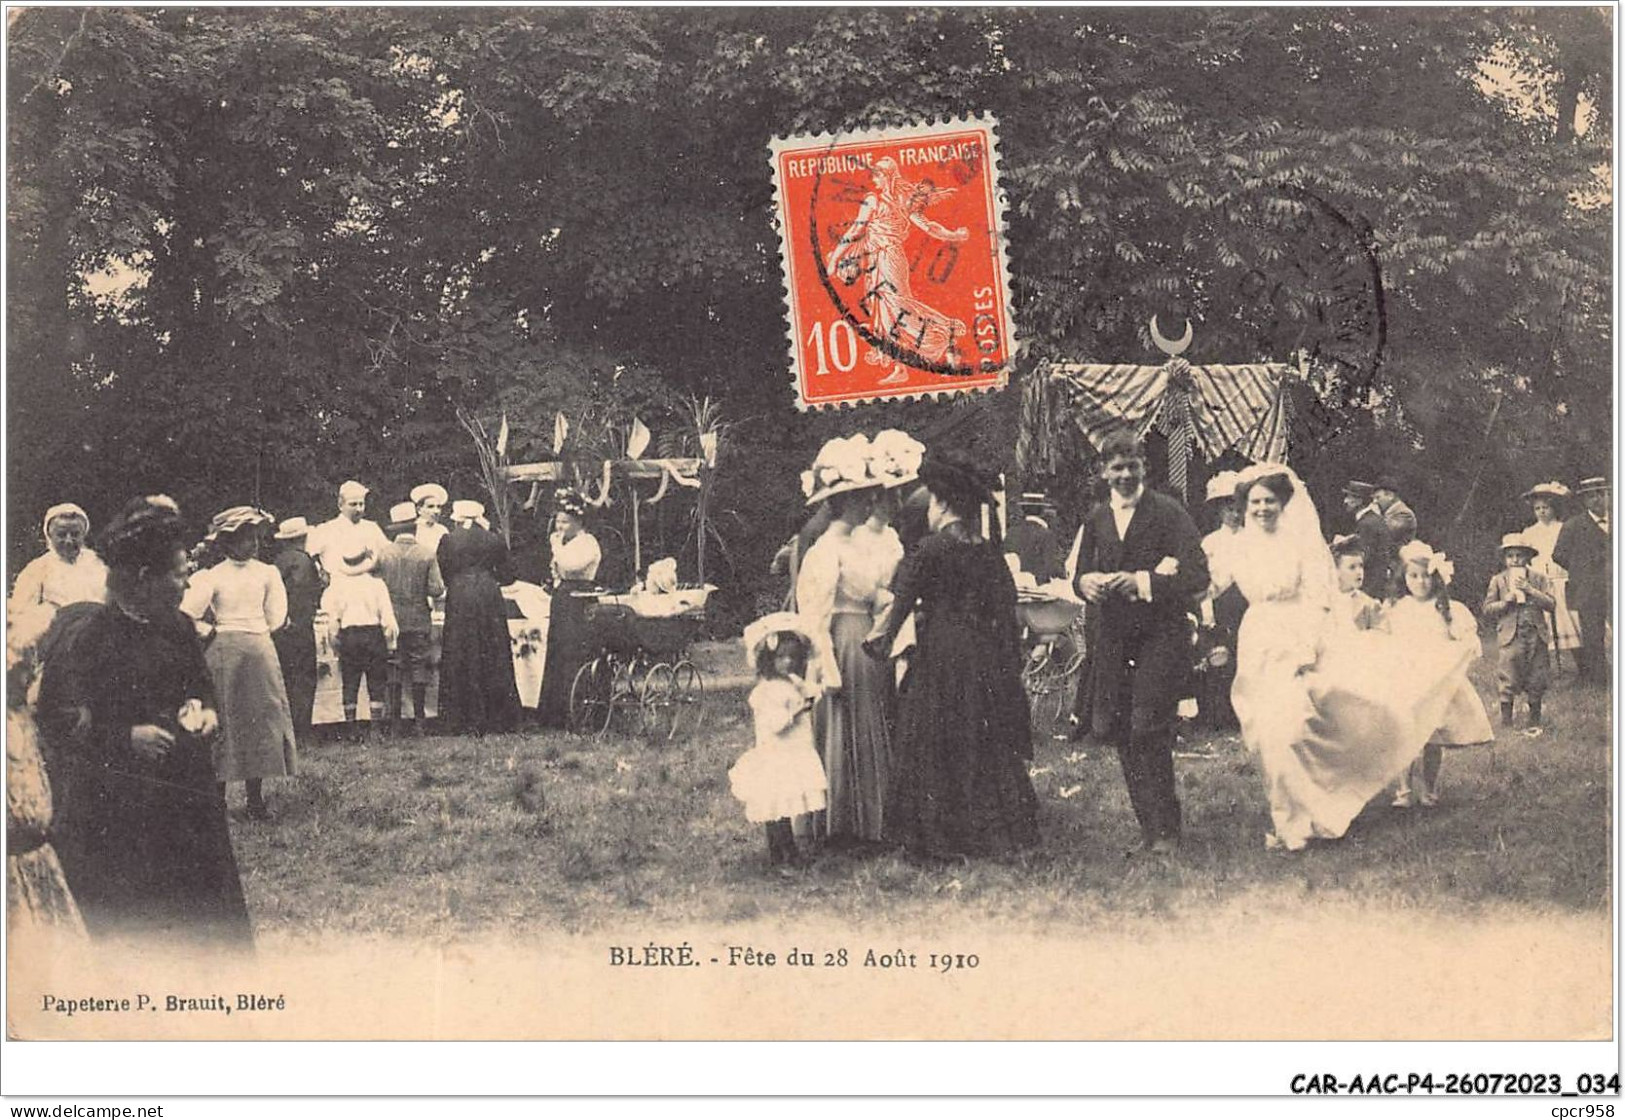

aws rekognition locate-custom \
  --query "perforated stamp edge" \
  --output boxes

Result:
[766,113,1019,413]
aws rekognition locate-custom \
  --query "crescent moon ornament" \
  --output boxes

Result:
[1150,315,1193,358]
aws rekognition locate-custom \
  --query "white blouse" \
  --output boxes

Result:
[550,530,602,583]
[9,550,108,613]
[1522,519,1566,578]
[796,521,901,623]
[181,558,288,634]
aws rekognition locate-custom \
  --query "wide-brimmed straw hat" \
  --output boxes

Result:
[869,430,926,490]
[387,501,418,531]
[274,516,311,541]
[555,487,588,518]
[1330,533,1365,557]
[451,499,485,522]
[1522,481,1572,503]
[1499,532,1539,557]
[204,505,273,541]
[801,434,880,506]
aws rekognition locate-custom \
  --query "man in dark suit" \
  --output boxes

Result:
[1069,432,1209,854]
[1005,492,1066,583]
[1553,476,1612,686]
[1373,474,1417,546]
[1346,479,1397,600]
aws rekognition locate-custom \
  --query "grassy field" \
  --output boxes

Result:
[231,642,1612,940]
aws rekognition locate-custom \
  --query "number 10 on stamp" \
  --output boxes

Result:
[769,115,1017,410]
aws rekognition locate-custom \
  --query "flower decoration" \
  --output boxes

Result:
[869,429,926,488]
[1397,540,1454,585]
[177,698,207,734]
[801,434,877,501]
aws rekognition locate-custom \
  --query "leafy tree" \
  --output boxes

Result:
[8,8,1609,622]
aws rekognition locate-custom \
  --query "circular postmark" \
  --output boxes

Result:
[1234,185,1388,454]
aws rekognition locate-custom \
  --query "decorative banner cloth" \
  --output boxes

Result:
[1043,359,1294,500]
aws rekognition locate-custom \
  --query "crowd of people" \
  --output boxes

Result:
[6,478,606,948]
[5,436,1612,942]
[733,431,1613,866]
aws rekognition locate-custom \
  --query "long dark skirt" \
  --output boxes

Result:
[53,739,252,948]
[886,612,1039,859]
[440,571,521,734]
[536,580,595,729]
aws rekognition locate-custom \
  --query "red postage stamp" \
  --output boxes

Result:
[769,115,1016,410]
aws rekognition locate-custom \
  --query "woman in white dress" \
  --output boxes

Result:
[1521,482,1582,664]
[181,506,297,820]
[1228,465,1476,850]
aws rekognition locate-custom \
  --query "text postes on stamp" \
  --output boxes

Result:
[769,115,1016,410]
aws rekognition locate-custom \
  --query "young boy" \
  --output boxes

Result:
[1330,534,1384,632]
[328,551,399,736]
[377,500,446,734]
[1482,532,1555,735]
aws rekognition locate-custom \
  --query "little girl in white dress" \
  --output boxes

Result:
[1386,541,1494,807]
[729,613,833,867]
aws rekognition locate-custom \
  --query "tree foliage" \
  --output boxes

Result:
[7,7,1610,618]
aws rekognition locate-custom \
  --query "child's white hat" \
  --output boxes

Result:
[1499,532,1539,558]
[742,612,820,666]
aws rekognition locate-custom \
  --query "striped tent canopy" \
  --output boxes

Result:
[1022,357,1294,500]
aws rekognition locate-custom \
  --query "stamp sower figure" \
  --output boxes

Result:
[1482,533,1553,735]
[1553,475,1612,687]
[1069,432,1209,854]
[377,501,446,734]
[825,157,970,386]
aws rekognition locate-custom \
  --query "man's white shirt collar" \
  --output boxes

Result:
[1110,485,1145,511]
[1356,501,1381,521]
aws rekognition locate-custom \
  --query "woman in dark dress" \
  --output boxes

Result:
[865,450,1039,859]
[35,495,253,948]
[436,499,522,735]
[536,489,603,729]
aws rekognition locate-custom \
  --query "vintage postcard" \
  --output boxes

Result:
[769,116,1016,409]
[3,5,1615,1100]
